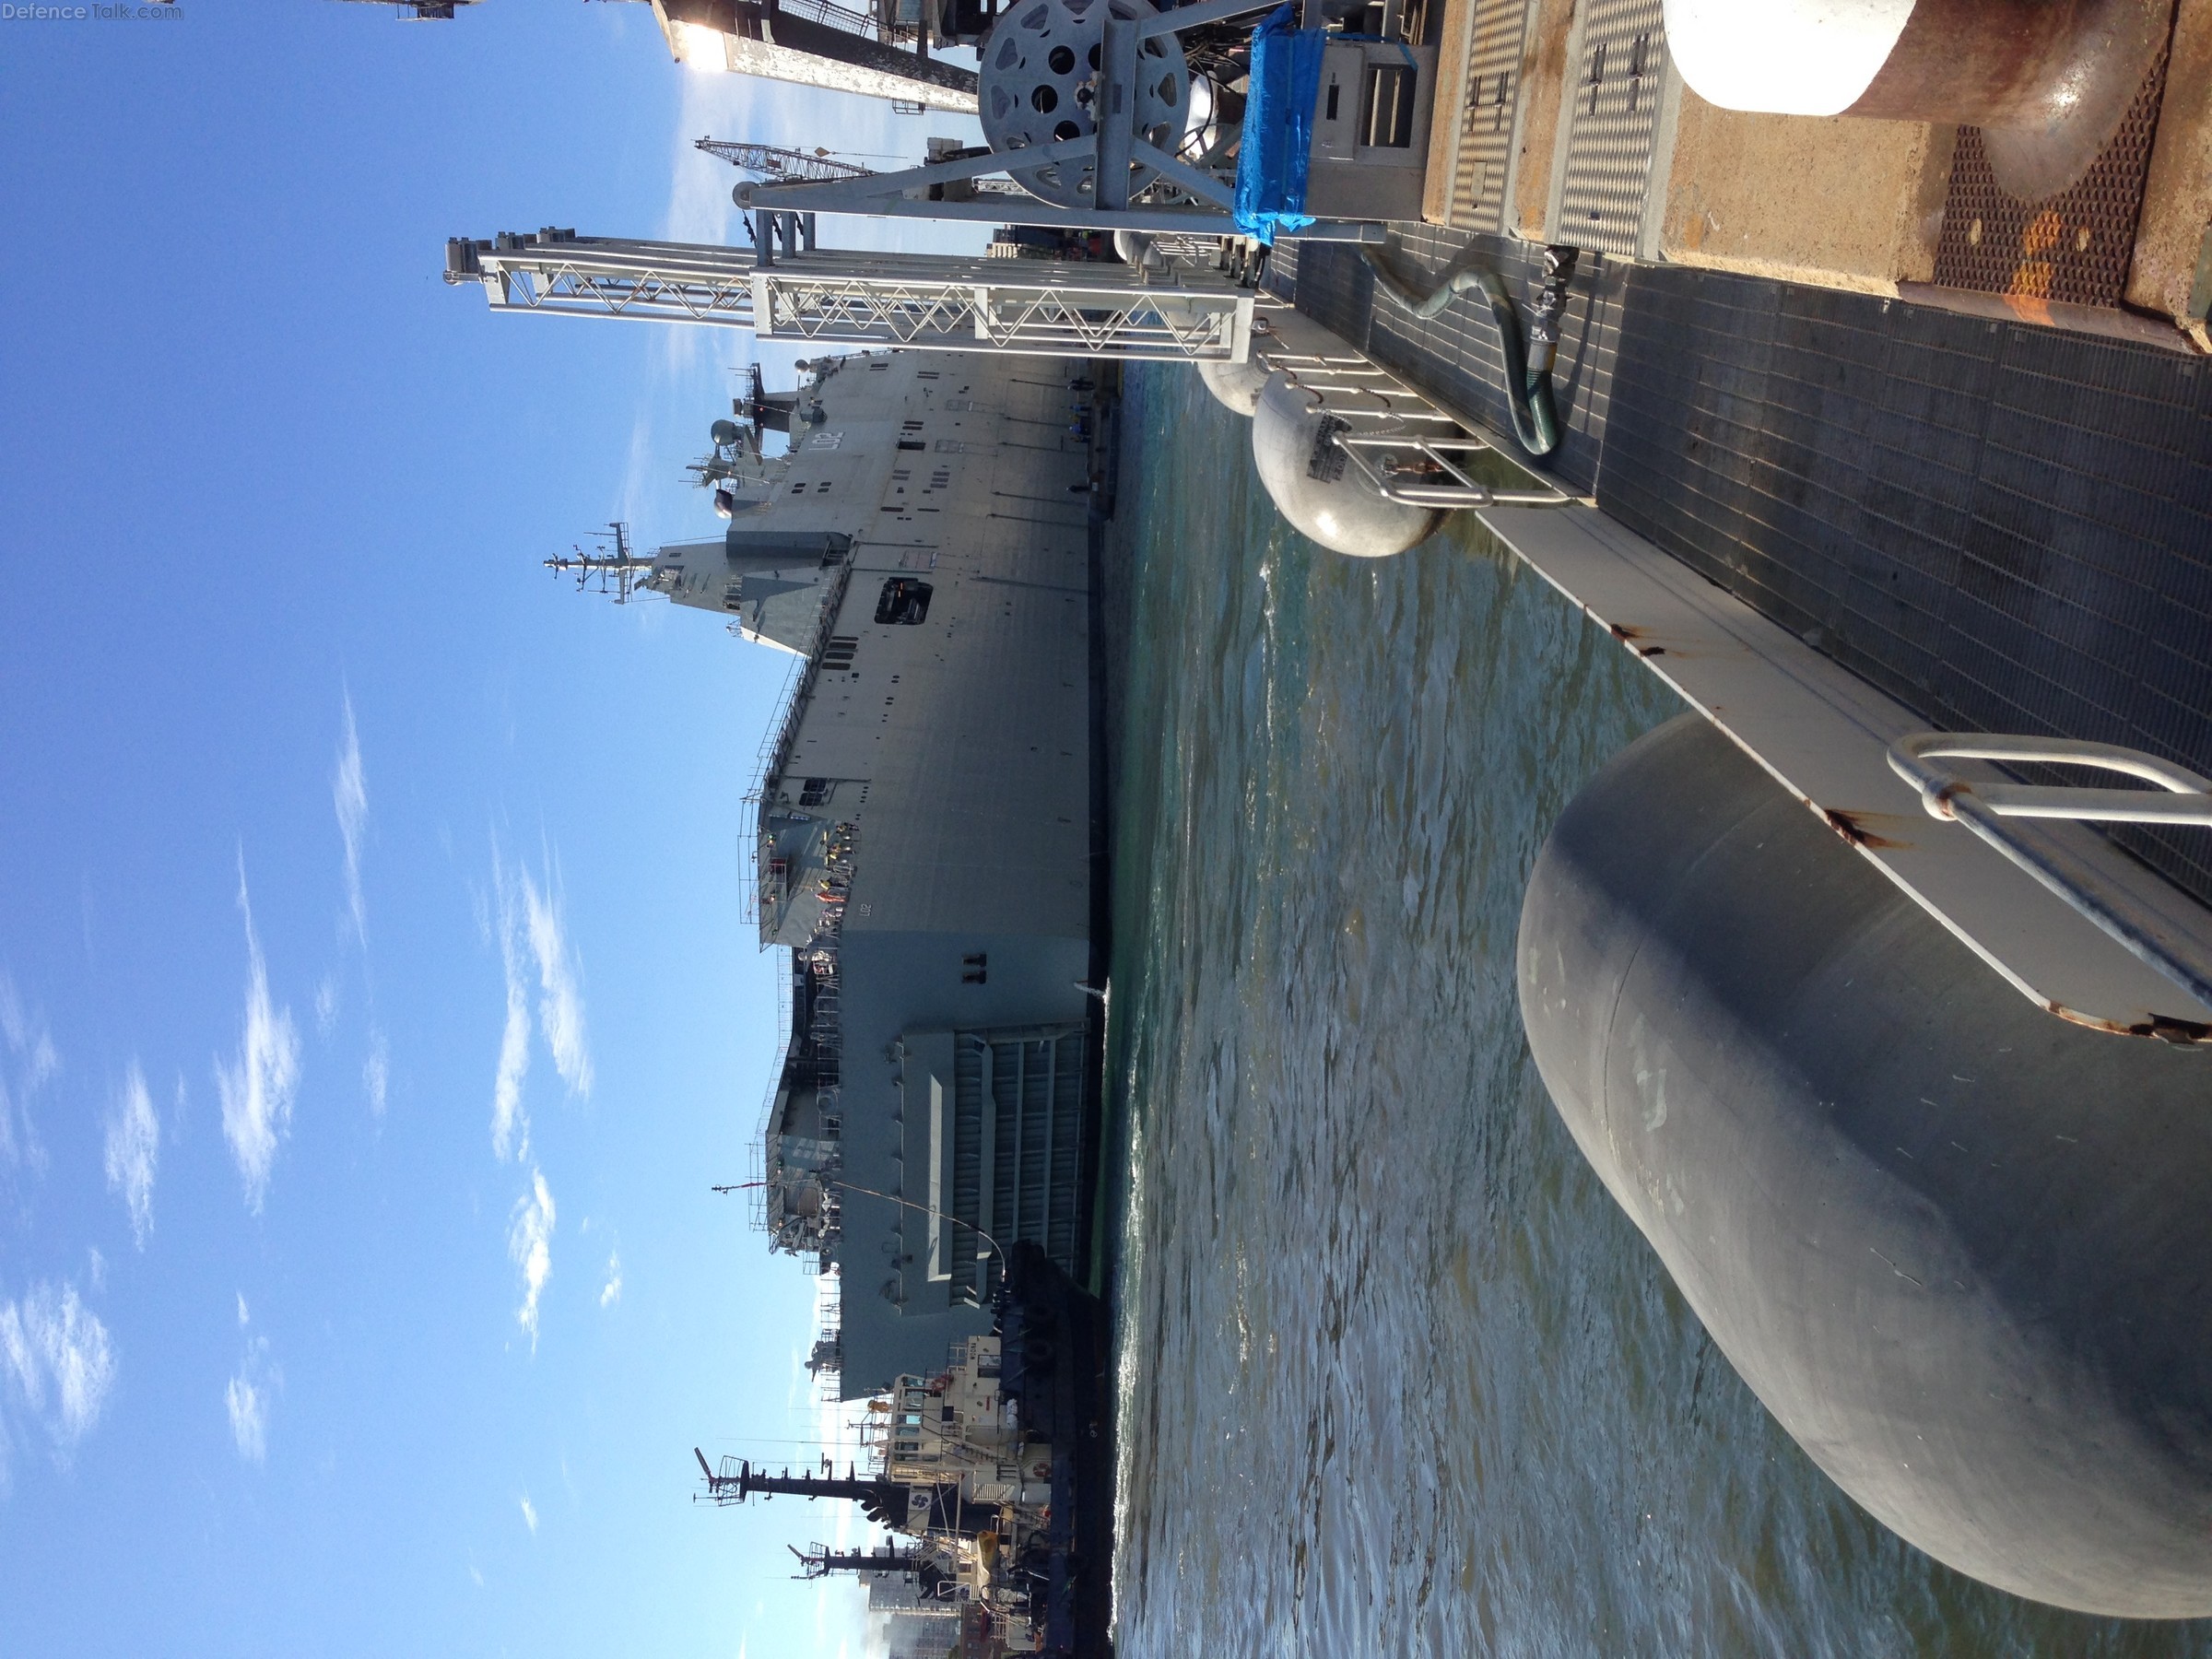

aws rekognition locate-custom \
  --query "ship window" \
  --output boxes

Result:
[875,578,934,626]
[868,360,888,371]
[916,371,939,379]
[791,482,807,494]
[897,439,925,451]
[1324,78,1340,122]
[1360,64,1417,147]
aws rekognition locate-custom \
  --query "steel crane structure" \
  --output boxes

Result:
[693,138,873,184]
[443,229,1255,361]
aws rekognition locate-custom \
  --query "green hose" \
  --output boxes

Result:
[1359,244,1580,464]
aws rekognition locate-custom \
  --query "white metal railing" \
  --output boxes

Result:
[1888,734,2212,1020]
[1335,431,1577,510]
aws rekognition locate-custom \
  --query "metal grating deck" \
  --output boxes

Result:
[1549,0,1668,257]
[1597,267,2212,907]
[1443,0,1533,232]
[1932,51,2168,310]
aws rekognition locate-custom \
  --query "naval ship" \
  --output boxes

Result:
[605,348,1108,1396]
[555,348,1116,1653]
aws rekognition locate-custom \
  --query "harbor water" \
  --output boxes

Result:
[1101,362,2212,1657]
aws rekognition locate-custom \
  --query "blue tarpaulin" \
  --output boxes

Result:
[1232,6,1325,244]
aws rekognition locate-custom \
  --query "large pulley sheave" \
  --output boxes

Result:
[979,0,1192,208]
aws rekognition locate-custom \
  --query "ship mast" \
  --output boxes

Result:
[545,522,652,603]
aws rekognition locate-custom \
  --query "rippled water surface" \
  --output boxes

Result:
[1102,363,2212,1657]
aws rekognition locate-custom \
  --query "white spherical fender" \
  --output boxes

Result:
[1249,371,1443,558]
[1194,357,1269,418]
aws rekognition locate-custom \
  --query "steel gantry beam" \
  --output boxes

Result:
[442,230,1256,361]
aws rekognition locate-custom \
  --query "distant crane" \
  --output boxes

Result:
[696,135,1024,197]
[694,138,873,185]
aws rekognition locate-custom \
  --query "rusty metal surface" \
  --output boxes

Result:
[1933,49,2167,309]
[1850,0,2172,201]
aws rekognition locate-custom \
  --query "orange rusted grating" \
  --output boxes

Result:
[1931,51,2167,311]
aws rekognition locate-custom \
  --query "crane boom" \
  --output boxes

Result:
[695,138,873,184]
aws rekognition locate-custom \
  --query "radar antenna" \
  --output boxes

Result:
[545,522,653,604]
[693,1447,748,1505]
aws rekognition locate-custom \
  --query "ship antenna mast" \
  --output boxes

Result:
[545,522,652,604]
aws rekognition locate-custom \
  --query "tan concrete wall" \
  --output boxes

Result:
[1510,0,1576,241]
[1423,0,1481,223]
[2128,0,2212,347]
[1653,95,1955,293]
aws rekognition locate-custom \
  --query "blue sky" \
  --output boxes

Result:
[0,5,980,1653]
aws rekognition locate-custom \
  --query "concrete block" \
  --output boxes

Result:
[1422,0,1481,223]
[1653,93,1955,292]
[1510,0,1577,240]
[2127,0,2212,347]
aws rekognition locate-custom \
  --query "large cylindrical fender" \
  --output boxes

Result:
[1249,372,1442,559]
[1518,712,2212,1618]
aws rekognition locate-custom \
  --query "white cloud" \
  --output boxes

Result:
[521,866,592,1098]
[0,968,59,1170]
[363,1029,390,1119]
[491,888,532,1162]
[0,1280,116,1452]
[509,1169,556,1349]
[519,1495,538,1535]
[215,865,301,1212]
[225,1314,278,1465]
[334,695,370,946]
[488,845,593,1161]
[86,1248,105,1294]
[599,1252,622,1310]
[314,974,339,1036]
[226,1367,268,1464]
[103,1064,160,1248]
